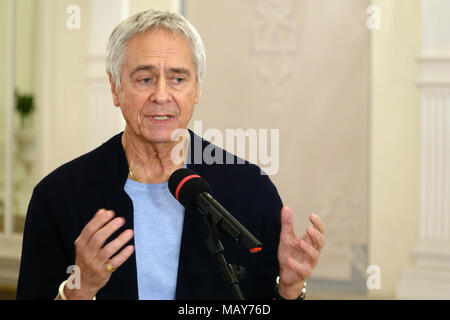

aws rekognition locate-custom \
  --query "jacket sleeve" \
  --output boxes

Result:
[16,185,71,300]
[247,171,283,299]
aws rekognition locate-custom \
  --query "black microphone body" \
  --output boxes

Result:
[195,192,262,253]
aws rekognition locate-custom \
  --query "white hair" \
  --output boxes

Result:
[105,9,206,90]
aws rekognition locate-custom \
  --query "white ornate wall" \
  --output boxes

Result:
[396,0,450,299]
[185,0,370,296]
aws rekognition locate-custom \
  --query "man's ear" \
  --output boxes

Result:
[108,73,121,107]
[194,84,201,105]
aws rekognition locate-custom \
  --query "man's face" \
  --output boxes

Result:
[110,28,200,144]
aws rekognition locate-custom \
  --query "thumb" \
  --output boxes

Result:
[280,206,295,236]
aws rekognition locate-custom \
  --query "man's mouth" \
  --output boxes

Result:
[146,114,176,124]
[152,115,172,120]
[148,114,175,121]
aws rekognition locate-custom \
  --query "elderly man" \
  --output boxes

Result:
[17,9,325,300]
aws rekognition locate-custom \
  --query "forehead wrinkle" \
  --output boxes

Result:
[128,30,188,59]
[139,50,179,60]
[129,43,189,63]
[123,29,196,80]
[129,64,191,78]
[129,51,194,74]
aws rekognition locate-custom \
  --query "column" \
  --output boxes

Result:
[396,0,450,299]
[86,0,129,150]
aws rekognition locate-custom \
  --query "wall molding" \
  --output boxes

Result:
[417,54,450,87]
[397,1,450,298]
[397,53,450,299]
[397,65,450,299]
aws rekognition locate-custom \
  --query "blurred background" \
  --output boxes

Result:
[0,0,449,299]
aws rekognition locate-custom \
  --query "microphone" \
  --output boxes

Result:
[168,168,263,254]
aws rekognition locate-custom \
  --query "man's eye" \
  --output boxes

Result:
[139,78,151,84]
[173,77,185,84]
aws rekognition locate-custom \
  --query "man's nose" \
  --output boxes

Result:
[151,79,171,104]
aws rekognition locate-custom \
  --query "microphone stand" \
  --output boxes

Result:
[203,214,245,300]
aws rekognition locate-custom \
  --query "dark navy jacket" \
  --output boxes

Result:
[16,130,282,300]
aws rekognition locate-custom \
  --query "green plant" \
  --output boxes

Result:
[15,89,35,127]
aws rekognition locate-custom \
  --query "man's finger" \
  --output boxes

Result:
[307,226,325,250]
[309,213,326,234]
[88,216,126,250]
[298,235,313,264]
[108,245,135,270]
[299,239,320,267]
[97,229,134,261]
[280,206,295,236]
[287,257,311,281]
[75,209,115,248]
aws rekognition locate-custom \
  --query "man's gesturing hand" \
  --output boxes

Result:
[64,209,134,300]
[277,206,325,299]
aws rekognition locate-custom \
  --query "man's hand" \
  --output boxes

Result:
[63,209,135,300]
[277,206,325,299]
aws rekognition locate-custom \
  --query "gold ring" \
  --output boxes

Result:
[105,261,116,273]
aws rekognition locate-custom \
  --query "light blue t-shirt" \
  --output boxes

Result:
[124,177,185,300]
